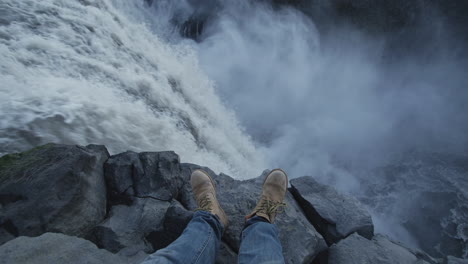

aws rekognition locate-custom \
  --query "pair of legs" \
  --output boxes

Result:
[141,169,288,264]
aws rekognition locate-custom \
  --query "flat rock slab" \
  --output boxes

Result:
[180,165,327,264]
[0,233,126,264]
[290,176,374,244]
[0,143,109,245]
[328,233,441,264]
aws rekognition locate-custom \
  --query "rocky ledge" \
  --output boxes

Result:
[0,143,465,264]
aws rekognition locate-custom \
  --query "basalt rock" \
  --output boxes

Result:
[447,256,468,264]
[327,233,441,264]
[0,144,459,263]
[0,233,127,264]
[0,143,109,245]
[104,150,182,207]
[89,198,171,255]
[290,176,374,245]
[145,200,193,250]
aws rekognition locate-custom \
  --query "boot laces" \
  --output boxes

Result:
[257,196,286,217]
[195,194,213,212]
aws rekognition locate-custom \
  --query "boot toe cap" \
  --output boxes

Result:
[266,169,288,188]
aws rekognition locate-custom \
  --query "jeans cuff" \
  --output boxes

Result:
[194,210,225,234]
[243,215,270,230]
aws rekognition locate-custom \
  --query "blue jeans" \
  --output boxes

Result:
[141,211,285,264]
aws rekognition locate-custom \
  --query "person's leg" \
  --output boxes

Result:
[238,169,288,264]
[238,216,285,264]
[141,211,223,264]
[141,169,229,264]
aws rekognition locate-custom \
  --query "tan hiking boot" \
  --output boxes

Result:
[246,169,288,223]
[191,169,229,228]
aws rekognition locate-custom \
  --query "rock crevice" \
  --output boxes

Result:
[290,176,374,245]
[0,143,465,264]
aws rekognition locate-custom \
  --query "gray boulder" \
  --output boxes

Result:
[290,176,374,244]
[0,143,109,245]
[447,256,468,264]
[101,150,195,255]
[145,200,194,250]
[104,151,183,206]
[179,165,327,264]
[0,144,452,264]
[90,197,171,254]
[328,233,441,264]
[0,232,126,264]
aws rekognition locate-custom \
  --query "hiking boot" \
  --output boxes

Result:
[191,169,229,228]
[246,169,288,223]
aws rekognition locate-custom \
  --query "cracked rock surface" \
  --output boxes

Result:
[0,143,461,263]
[290,176,374,245]
[0,143,109,240]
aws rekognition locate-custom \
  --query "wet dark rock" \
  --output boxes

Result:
[161,201,194,243]
[0,233,127,264]
[290,176,373,245]
[0,143,109,245]
[180,17,206,41]
[328,233,441,264]
[97,150,191,256]
[315,0,419,32]
[447,256,468,264]
[0,144,459,263]
[145,200,194,250]
[90,198,171,254]
[104,151,182,207]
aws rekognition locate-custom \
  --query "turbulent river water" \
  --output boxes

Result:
[0,0,266,178]
[0,0,467,259]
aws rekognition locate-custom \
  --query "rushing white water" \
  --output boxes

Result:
[1,0,467,259]
[0,0,266,178]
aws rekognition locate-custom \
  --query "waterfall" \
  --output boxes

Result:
[1,0,467,259]
[0,0,266,178]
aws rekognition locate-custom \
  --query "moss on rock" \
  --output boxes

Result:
[0,143,55,182]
